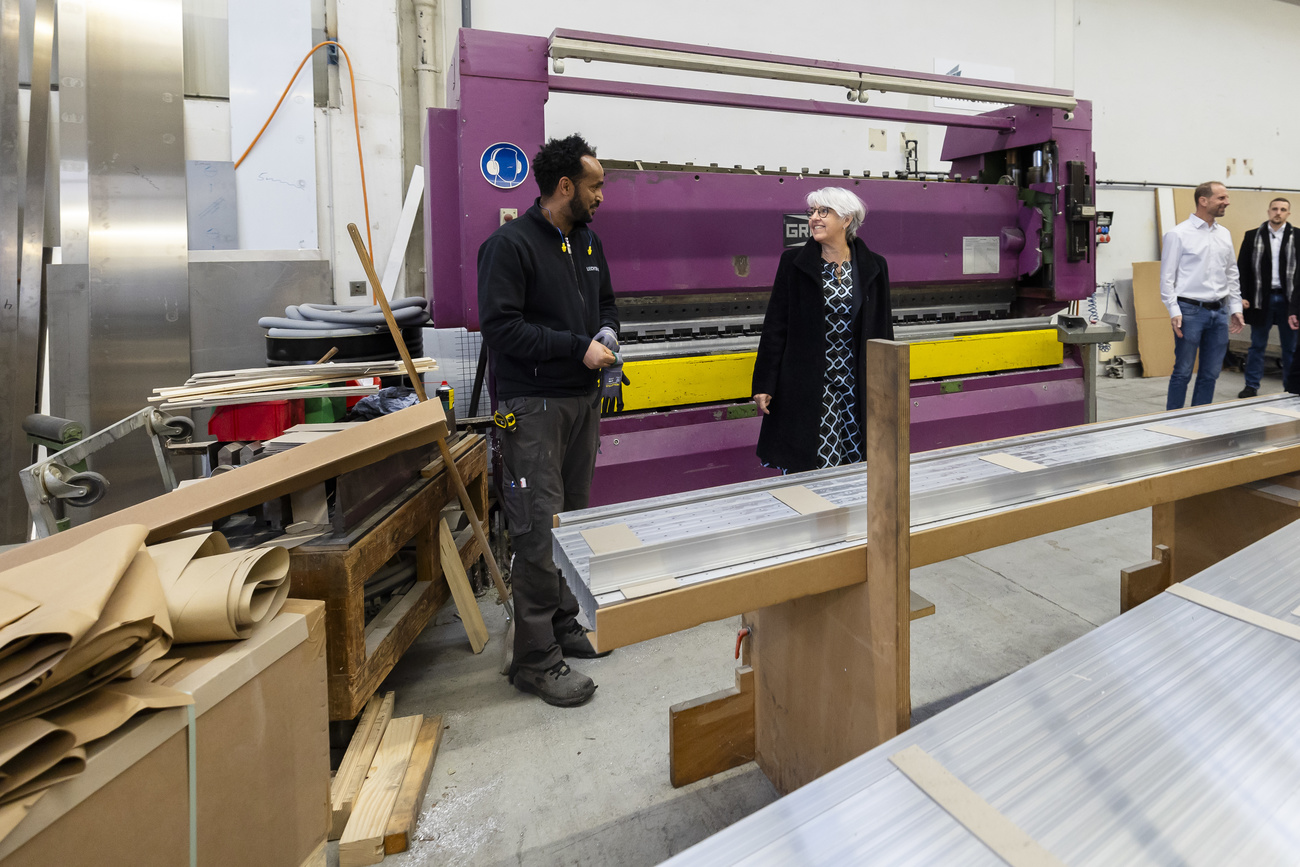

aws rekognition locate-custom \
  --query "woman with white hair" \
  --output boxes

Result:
[752,186,894,472]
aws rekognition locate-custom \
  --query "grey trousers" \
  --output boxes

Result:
[496,391,601,674]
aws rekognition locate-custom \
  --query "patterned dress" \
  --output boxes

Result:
[816,261,861,468]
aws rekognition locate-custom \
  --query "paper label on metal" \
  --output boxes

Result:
[1145,423,1206,440]
[581,523,643,556]
[979,453,1046,473]
[962,236,1000,275]
[771,486,837,515]
[619,577,681,599]
[1253,406,1300,421]
[889,745,1067,867]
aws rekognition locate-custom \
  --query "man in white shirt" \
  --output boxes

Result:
[1237,198,1296,397]
[1159,181,1245,410]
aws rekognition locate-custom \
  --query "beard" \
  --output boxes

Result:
[569,189,595,224]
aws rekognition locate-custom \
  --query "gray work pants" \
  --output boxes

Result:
[496,391,600,674]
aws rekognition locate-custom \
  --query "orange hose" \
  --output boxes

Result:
[233,40,374,266]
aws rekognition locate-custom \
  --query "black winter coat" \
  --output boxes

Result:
[477,202,619,400]
[752,236,893,473]
[1237,223,1298,325]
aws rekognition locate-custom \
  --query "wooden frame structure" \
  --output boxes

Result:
[289,435,489,720]
[584,342,1300,795]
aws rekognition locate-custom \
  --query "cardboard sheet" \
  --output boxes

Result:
[1132,261,1176,378]
[979,453,1047,473]
[581,524,644,556]
[1145,423,1207,440]
[771,486,838,515]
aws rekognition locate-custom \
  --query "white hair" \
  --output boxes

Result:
[807,187,867,240]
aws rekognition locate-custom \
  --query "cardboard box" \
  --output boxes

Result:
[1132,261,1176,378]
[0,600,329,867]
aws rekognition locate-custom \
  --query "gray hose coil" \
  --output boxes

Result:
[259,296,428,331]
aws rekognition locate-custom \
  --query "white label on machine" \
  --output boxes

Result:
[962,236,1000,275]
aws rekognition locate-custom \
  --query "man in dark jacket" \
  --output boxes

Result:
[1239,198,1297,397]
[477,134,619,707]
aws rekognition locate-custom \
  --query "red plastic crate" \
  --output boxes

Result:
[207,400,304,442]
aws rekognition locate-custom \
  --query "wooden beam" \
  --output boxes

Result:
[668,667,754,788]
[909,590,936,621]
[866,338,912,737]
[330,692,395,840]
[383,715,445,855]
[339,714,425,867]
[439,519,489,653]
[1120,544,1171,612]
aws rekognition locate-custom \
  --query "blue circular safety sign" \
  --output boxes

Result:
[480,143,529,189]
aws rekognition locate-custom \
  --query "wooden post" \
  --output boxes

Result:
[866,339,911,735]
[747,339,911,795]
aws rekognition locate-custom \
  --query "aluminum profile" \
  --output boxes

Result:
[661,516,1300,866]
[556,396,1300,626]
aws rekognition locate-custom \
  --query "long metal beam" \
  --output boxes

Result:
[0,0,23,542]
[555,396,1300,627]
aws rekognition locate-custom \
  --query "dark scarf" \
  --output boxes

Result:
[1252,222,1297,303]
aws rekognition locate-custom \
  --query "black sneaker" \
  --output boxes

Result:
[511,661,596,707]
[1239,386,1258,398]
[557,620,612,659]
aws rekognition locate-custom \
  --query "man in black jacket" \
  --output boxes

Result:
[1239,198,1296,397]
[477,134,619,707]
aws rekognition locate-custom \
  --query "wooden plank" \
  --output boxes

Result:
[439,519,489,653]
[339,714,424,867]
[1120,545,1171,613]
[866,338,911,736]
[909,590,936,621]
[669,666,754,788]
[383,715,445,855]
[1163,485,1300,584]
[364,581,434,658]
[0,399,448,568]
[330,691,395,840]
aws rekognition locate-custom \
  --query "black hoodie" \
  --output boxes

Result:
[477,201,619,400]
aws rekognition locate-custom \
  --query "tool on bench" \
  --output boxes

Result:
[347,223,518,673]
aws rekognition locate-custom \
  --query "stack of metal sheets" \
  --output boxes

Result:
[555,395,1300,625]
[662,516,1300,865]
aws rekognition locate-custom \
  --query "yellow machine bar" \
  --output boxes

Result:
[620,329,1063,411]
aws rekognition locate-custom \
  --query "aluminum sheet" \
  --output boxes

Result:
[556,396,1300,624]
[662,519,1300,866]
[0,0,23,542]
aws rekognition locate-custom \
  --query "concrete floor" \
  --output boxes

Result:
[336,358,1286,867]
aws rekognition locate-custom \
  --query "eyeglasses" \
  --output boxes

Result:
[806,206,835,218]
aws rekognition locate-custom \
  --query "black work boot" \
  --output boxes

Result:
[511,661,596,707]
[1239,386,1258,398]
[557,620,613,659]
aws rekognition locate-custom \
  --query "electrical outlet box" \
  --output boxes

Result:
[348,280,367,297]
[500,208,518,225]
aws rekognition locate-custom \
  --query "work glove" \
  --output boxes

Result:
[600,365,630,415]
[594,326,619,351]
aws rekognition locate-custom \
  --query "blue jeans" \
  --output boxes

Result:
[1244,292,1295,390]
[1166,301,1229,410]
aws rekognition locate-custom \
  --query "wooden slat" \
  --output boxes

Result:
[439,519,489,653]
[909,590,936,621]
[669,667,754,788]
[330,692,395,839]
[1120,545,1171,613]
[383,715,445,855]
[339,714,425,867]
[0,399,449,568]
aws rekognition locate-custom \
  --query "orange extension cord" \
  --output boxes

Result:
[233,40,373,264]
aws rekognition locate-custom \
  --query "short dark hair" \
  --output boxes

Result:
[534,134,597,197]
[1194,181,1223,206]
[1271,197,1291,207]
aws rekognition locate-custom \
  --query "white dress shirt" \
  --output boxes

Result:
[1160,213,1242,317]
[1269,224,1284,289]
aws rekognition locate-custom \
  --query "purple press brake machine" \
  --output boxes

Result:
[424,29,1100,506]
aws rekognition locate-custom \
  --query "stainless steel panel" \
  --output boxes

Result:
[188,258,332,373]
[0,0,24,542]
[185,160,237,250]
[81,0,190,515]
[45,263,89,427]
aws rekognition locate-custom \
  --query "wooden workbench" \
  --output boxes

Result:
[288,434,489,720]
